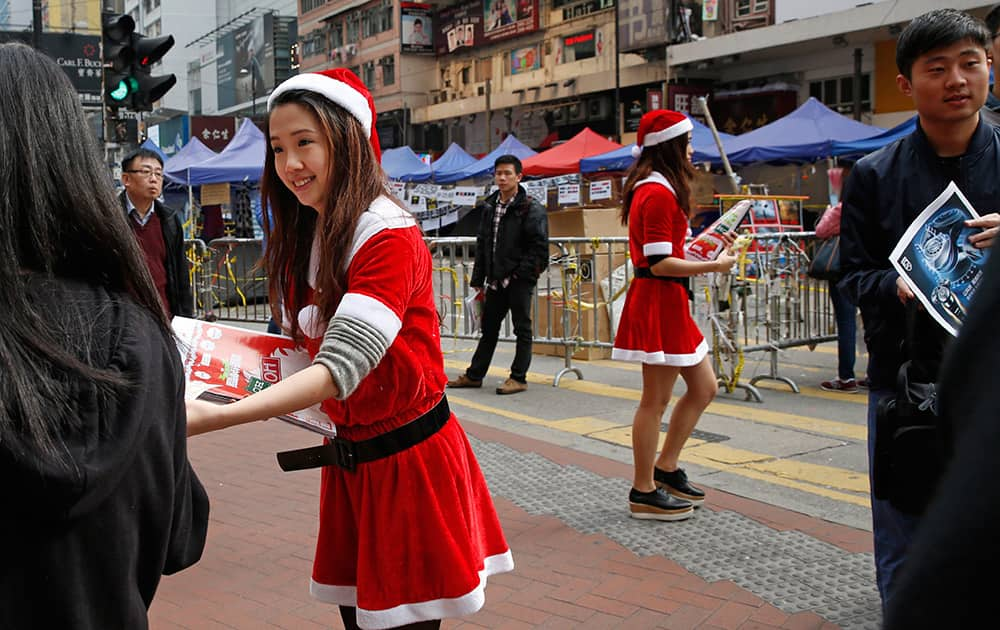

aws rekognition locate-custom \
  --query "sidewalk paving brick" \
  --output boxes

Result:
[150,415,879,629]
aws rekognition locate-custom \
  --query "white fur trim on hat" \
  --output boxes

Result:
[642,117,693,149]
[267,74,372,138]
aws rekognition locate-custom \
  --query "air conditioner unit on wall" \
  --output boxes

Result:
[552,106,568,125]
[587,97,610,121]
[567,101,586,123]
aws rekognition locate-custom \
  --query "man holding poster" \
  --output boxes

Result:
[838,8,1000,609]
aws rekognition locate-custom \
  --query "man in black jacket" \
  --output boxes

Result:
[839,8,1000,609]
[448,155,549,395]
[120,148,194,318]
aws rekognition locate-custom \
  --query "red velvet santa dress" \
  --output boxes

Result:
[612,171,708,365]
[291,196,513,629]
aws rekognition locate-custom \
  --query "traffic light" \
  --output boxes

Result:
[131,33,177,111]
[102,12,177,112]
[103,13,136,109]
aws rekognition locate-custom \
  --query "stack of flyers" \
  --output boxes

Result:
[889,181,990,336]
[685,199,752,262]
[173,317,337,438]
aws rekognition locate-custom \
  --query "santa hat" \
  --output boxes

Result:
[267,68,381,160]
[630,109,693,159]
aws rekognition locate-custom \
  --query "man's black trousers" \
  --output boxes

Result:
[466,279,534,383]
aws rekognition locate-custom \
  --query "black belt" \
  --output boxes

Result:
[276,395,451,472]
[634,268,693,299]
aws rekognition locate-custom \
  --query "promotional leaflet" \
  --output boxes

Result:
[889,181,990,336]
[173,317,337,437]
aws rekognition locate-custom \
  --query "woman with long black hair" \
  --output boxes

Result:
[0,42,209,628]
[613,109,737,522]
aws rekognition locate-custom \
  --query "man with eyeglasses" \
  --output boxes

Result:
[120,148,193,318]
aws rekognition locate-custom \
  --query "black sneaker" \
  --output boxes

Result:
[628,487,694,521]
[654,467,706,507]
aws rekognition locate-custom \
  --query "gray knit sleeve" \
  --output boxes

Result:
[313,315,390,400]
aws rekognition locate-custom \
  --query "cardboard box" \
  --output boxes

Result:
[547,207,627,239]
[533,292,613,360]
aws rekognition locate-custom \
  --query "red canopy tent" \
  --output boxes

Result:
[521,128,622,176]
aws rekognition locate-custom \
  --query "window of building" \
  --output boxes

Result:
[361,0,393,38]
[147,19,161,38]
[460,66,470,85]
[380,55,395,86]
[328,22,344,49]
[301,0,327,13]
[190,88,202,115]
[346,14,361,42]
[809,73,871,113]
[362,61,376,88]
[736,0,769,17]
[301,29,328,58]
[560,30,596,63]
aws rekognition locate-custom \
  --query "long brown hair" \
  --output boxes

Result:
[261,90,388,342]
[620,134,695,225]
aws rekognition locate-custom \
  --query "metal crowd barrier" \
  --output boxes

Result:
[184,237,270,323]
[184,232,838,402]
[426,232,837,400]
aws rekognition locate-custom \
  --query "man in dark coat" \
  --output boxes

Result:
[120,148,194,318]
[448,154,549,395]
[838,8,1000,608]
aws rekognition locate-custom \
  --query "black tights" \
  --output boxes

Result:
[338,606,441,630]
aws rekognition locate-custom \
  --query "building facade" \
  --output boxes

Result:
[291,0,996,154]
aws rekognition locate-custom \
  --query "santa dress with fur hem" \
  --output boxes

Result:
[291,196,513,630]
[612,172,708,366]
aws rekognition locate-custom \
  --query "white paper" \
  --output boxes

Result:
[589,180,612,201]
[558,183,581,205]
[889,181,988,336]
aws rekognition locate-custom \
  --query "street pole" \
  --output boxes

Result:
[251,69,257,119]
[32,0,42,48]
[485,77,492,152]
[613,0,621,142]
[697,96,739,193]
[852,48,862,121]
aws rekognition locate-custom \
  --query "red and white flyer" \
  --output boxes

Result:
[172,317,336,437]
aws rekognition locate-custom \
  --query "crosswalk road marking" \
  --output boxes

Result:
[443,359,871,508]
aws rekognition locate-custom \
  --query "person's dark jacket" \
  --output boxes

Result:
[120,191,194,317]
[838,118,1000,389]
[0,275,209,629]
[471,185,549,288]
[883,237,1000,629]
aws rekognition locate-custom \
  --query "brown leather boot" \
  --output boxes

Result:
[496,378,527,395]
[447,374,483,388]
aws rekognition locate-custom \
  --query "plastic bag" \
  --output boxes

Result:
[464,290,484,334]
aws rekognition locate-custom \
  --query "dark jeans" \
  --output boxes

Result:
[466,279,534,383]
[830,280,856,381]
[867,388,921,609]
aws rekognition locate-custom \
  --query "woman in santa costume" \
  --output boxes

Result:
[613,109,738,522]
[185,69,513,629]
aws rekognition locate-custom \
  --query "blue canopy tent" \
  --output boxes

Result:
[431,143,476,180]
[382,146,432,182]
[432,135,537,183]
[579,119,736,173]
[185,119,266,185]
[830,115,917,159]
[140,138,167,163]
[699,98,885,166]
[164,137,218,185]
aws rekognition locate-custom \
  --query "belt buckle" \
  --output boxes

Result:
[332,438,356,471]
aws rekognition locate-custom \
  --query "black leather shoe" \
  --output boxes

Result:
[628,487,693,521]
[654,467,705,507]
